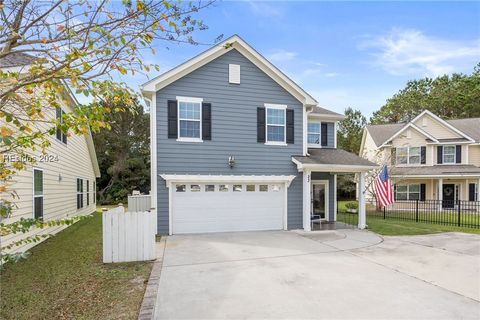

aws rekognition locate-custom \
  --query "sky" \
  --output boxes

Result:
[123,1,480,119]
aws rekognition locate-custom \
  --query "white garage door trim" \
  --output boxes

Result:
[161,174,296,235]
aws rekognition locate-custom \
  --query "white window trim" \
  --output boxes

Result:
[307,120,322,148]
[265,103,287,145]
[443,145,456,164]
[396,146,422,166]
[33,167,44,219]
[176,96,203,143]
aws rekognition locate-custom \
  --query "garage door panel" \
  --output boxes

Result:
[172,183,285,234]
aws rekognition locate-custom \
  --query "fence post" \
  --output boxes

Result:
[457,200,461,227]
[415,199,419,222]
[383,206,386,219]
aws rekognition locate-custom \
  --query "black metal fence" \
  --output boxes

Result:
[337,199,480,229]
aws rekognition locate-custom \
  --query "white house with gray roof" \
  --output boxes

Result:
[360,110,480,206]
[141,35,377,235]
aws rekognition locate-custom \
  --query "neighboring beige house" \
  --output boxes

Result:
[0,53,100,254]
[360,110,480,205]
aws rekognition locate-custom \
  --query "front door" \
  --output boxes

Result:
[312,182,328,221]
[442,184,455,208]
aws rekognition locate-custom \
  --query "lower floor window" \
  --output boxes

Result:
[33,169,43,219]
[395,184,420,200]
[77,178,84,209]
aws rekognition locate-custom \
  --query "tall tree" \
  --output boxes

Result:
[337,107,366,154]
[371,63,480,124]
[93,93,149,204]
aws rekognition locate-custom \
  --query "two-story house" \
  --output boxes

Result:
[0,53,100,254]
[360,110,480,207]
[141,35,376,235]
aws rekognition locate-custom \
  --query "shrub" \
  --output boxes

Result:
[345,202,358,210]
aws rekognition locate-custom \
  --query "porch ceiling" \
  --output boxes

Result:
[292,148,378,172]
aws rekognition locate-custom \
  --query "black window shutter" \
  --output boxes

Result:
[286,109,294,144]
[393,184,397,200]
[421,146,426,164]
[437,146,443,164]
[321,123,328,146]
[456,145,462,163]
[202,103,211,141]
[257,107,265,143]
[391,148,396,165]
[420,184,426,201]
[167,100,178,139]
[469,183,476,201]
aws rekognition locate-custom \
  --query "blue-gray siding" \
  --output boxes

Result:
[311,172,335,221]
[155,49,304,234]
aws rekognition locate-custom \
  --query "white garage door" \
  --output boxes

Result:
[172,183,285,234]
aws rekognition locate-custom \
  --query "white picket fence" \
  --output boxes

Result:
[128,194,151,212]
[102,205,156,263]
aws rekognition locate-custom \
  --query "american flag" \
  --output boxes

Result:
[374,165,394,207]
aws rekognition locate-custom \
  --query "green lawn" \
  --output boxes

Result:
[0,210,153,320]
[337,201,480,236]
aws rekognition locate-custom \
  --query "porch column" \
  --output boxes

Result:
[303,170,312,231]
[438,178,443,210]
[358,172,366,229]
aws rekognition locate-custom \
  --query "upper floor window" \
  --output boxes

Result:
[266,105,286,144]
[396,146,421,165]
[33,168,44,219]
[56,107,67,144]
[308,122,320,145]
[178,98,201,140]
[443,145,456,164]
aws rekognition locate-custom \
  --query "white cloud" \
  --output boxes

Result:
[360,28,480,77]
[266,49,298,62]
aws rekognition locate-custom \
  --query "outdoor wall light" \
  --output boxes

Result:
[58,174,62,182]
[228,156,235,168]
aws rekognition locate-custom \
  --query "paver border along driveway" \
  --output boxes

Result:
[155,230,480,320]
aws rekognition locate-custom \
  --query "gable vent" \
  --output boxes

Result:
[229,64,240,84]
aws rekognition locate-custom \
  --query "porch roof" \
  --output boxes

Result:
[292,148,378,172]
[391,165,480,178]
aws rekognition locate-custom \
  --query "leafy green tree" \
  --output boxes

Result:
[93,95,150,204]
[371,63,480,124]
[337,107,366,154]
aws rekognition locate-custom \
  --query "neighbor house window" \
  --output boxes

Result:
[308,122,321,145]
[86,180,90,206]
[443,145,456,164]
[33,169,43,219]
[395,184,420,200]
[77,178,83,209]
[178,98,201,140]
[396,147,421,165]
[55,107,67,144]
[93,181,96,203]
[266,106,286,143]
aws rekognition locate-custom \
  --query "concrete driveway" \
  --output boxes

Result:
[155,230,480,319]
